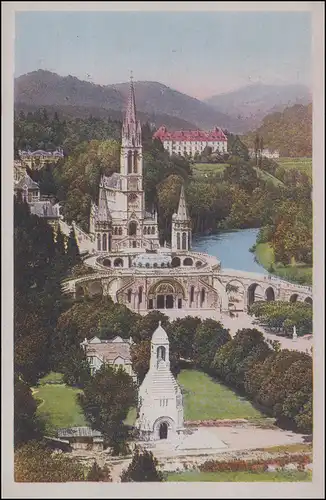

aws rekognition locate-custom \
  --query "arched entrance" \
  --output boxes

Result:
[75,285,84,298]
[226,280,245,311]
[171,256,181,268]
[183,257,193,266]
[304,297,313,306]
[147,280,185,310]
[247,283,264,307]
[289,293,299,303]
[114,258,123,267]
[265,286,275,301]
[88,281,103,297]
[159,422,168,440]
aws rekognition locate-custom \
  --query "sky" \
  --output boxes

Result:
[14,10,312,99]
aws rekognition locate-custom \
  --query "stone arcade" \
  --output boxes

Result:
[135,323,184,441]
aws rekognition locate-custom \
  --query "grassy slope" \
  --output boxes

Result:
[33,375,86,435]
[177,370,264,421]
[277,157,312,178]
[192,162,284,186]
[192,163,228,177]
[255,242,312,285]
[167,470,312,482]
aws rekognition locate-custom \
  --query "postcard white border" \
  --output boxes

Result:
[2,2,324,498]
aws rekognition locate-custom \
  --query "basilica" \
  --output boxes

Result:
[62,79,312,315]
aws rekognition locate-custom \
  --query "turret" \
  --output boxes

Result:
[171,184,192,251]
[150,321,170,370]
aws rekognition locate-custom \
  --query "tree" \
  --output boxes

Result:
[120,446,164,482]
[62,347,91,389]
[79,364,137,452]
[86,461,111,482]
[167,316,202,360]
[193,319,231,373]
[14,441,85,482]
[66,227,81,268]
[133,311,170,342]
[14,375,44,447]
[212,328,272,390]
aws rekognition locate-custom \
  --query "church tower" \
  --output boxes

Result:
[92,182,112,253]
[171,184,192,251]
[135,322,184,441]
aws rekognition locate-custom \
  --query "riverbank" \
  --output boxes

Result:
[254,243,312,286]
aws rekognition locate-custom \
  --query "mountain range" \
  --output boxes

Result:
[205,83,312,130]
[14,70,312,134]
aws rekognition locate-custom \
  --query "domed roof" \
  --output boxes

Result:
[152,322,169,344]
[132,252,172,268]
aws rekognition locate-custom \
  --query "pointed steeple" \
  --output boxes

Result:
[122,72,142,148]
[175,184,189,221]
[125,71,137,126]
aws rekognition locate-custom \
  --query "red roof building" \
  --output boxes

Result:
[153,126,228,157]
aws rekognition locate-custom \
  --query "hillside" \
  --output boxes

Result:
[205,83,311,131]
[14,70,241,132]
[14,102,197,132]
[240,103,312,158]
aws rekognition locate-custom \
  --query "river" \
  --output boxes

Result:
[192,228,268,275]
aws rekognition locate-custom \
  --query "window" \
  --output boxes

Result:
[190,286,194,303]
[177,232,180,250]
[138,286,143,304]
[127,289,132,303]
[102,233,107,251]
[182,232,187,250]
[97,233,101,251]
[128,151,133,174]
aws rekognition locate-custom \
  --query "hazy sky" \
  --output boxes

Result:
[15,11,311,99]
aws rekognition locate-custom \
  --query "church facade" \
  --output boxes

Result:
[89,80,160,254]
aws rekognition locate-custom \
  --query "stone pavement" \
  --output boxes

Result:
[162,308,312,353]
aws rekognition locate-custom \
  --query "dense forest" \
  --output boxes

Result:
[241,103,312,157]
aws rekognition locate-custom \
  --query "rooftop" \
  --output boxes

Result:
[154,126,227,143]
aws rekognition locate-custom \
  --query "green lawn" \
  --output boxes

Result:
[255,242,312,285]
[33,375,87,435]
[277,157,312,178]
[177,370,264,421]
[192,163,228,177]
[167,470,312,482]
[124,407,137,426]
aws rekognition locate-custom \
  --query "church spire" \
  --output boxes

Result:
[125,71,137,126]
[176,184,189,221]
[122,72,142,148]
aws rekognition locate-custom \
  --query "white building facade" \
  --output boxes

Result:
[153,126,228,158]
[135,323,184,441]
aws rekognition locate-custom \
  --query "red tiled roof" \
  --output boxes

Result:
[153,126,227,142]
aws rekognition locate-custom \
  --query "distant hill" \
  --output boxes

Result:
[205,83,312,131]
[241,103,312,158]
[14,102,197,132]
[14,70,241,132]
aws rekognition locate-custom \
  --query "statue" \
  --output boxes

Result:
[292,325,298,342]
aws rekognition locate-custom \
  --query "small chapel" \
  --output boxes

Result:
[135,322,184,441]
